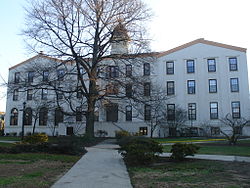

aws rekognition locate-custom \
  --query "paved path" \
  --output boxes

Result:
[160,153,250,162]
[51,139,132,188]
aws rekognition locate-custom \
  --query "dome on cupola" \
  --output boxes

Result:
[110,23,130,55]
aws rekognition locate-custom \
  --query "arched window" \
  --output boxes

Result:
[10,108,18,125]
[55,107,64,126]
[39,107,48,126]
[24,108,32,125]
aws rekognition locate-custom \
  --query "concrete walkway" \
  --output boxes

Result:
[51,139,132,188]
[160,153,250,162]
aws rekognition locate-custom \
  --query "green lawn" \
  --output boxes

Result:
[154,137,226,143]
[128,159,250,188]
[0,153,80,188]
[0,136,21,141]
[163,144,250,156]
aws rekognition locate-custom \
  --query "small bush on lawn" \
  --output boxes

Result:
[115,130,131,140]
[119,137,163,166]
[170,143,200,161]
[23,133,48,144]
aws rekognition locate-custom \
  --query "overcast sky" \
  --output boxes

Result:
[0,0,250,112]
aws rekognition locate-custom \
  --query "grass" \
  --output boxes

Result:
[163,143,250,156]
[0,153,80,163]
[0,153,80,187]
[128,159,250,188]
[0,142,14,147]
[0,136,21,141]
[154,137,225,143]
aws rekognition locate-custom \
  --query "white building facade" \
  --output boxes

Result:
[4,38,250,137]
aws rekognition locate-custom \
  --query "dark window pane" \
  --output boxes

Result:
[106,103,118,122]
[126,65,132,77]
[230,78,239,92]
[232,101,240,119]
[188,103,196,120]
[10,108,18,126]
[143,63,150,76]
[39,107,48,126]
[187,80,195,94]
[28,71,35,83]
[166,61,174,74]
[210,102,218,119]
[209,79,217,93]
[167,104,175,121]
[229,57,238,71]
[144,105,151,121]
[126,106,132,121]
[208,59,216,72]
[187,60,195,73]
[167,81,175,95]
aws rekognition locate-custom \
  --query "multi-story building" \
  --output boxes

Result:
[4,37,250,137]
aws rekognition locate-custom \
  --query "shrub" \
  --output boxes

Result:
[119,137,163,165]
[115,130,131,140]
[23,133,48,144]
[170,143,200,161]
[95,130,108,137]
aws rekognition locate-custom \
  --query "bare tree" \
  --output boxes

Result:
[20,0,152,138]
[163,107,187,137]
[220,113,250,145]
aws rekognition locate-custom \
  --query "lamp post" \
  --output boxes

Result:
[21,102,26,140]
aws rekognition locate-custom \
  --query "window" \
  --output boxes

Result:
[211,127,220,135]
[77,87,82,98]
[27,89,33,100]
[106,103,118,122]
[43,71,49,82]
[24,108,32,126]
[125,84,132,97]
[207,59,216,72]
[235,126,242,135]
[107,66,119,78]
[39,107,48,126]
[166,61,174,74]
[76,107,82,122]
[55,108,64,126]
[167,81,175,95]
[143,63,150,76]
[229,57,238,71]
[13,89,18,101]
[232,101,240,119]
[188,103,196,120]
[186,60,195,73]
[14,72,20,83]
[144,82,151,96]
[139,127,148,135]
[210,102,218,119]
[167,104,175,121]
[144,104,151,121]
[187,80,195,94]
[106,83,119,95]
[27,71,35,83]
[10,108,18,125]
[126,65,132,77]
[41,89,48,100]
[230,78,239,92]
[57,69,65,81]
[66,127,74,135]
[209,79,217,93]
[94,111,99,122]
[126,105,132,121]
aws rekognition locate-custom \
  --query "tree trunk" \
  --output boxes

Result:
[32,118,37,134]
[85,79,97,138]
